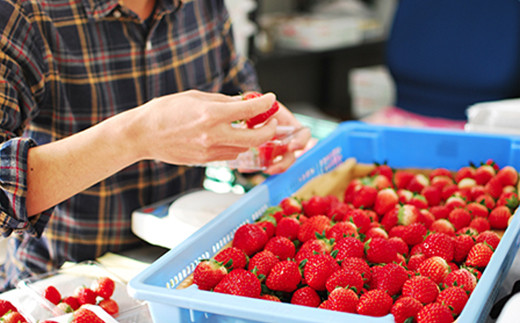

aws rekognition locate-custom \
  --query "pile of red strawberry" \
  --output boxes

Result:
[0,299,28,323]
[41,276,119,321]
[192,160,519,323]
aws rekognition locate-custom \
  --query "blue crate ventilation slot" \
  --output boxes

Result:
[129,121,520,323]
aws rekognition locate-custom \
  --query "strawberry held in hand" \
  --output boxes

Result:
[242,91,279,128]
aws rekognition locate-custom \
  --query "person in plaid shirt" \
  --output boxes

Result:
[0,0,310,291]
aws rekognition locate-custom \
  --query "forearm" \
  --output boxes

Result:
[26,109,141,216]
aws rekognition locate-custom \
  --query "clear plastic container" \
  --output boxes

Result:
[465,98,520,135]
[203,126,308,170]
[16,261,148,322]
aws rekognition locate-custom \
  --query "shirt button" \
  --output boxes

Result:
[146,41,152,51]
[113,10,122,18]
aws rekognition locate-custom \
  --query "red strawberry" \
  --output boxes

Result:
[458,177,477,190]
[356,289,393,317]
[441,184,459,200]
[260,294,281,302]
[365,226,389,240]
[418,209,435,229]
[43,285,62,305]
[325,221,358,240]
[410,193,429,209]
[429,219,456,237]
[430,168,454,180]
[455,166,475,183]
[333,236,365,260]
[325,269,364,294]
[431,175,455,189]
[448,208,471,231]
[0,300,17,317]
[61,296,80,311]
[391,296,423,323]
[407,253,427,272]
[422,185,442,206]
[243,92,279,128]
[417,256,450,284]
[1,311,28,323]
[327,287,359,313]
[474,164,495,185]
[488,205,511,229]
[264,236,296,260]
[475,193,496,209]
[297,215,332,243]
[265,260,301,292]
[248,250,279,278]
[397,189,414,204]
[326,200,351,221]
[397,204,420,226]
[456,226,479,236]
[496,191,520,213]
[485,176,504,199]
[193,259,228,291]
[351,185,378,209]
[275,217,301,240]
[394,170,415,190]
[214,247,248,270]
[365,237,397,264]
[347,208,372,234]
[91,276,115,300]
[75,287,97,306]
[232,223,268,256]
[422,233,455,262]
[71,307,104,323]
[279,196,302,215]
[453,234,476,263]
[344,178,363,203]
[290,286,321,307]
[388,236,409,256]
[402,222,428,246]
[98,298,119,315]
[302,195,331,217]
[370,163,394,181]
[374,188,399,216]
[262,206,284,223]
[375,263,409,296]
[255,219,276,239]
[402,275,439,304]
[341,257,372,284]
[466,202,489,218]
[436,286,468,315]
[466,242,494,268]
[443,268,477,294]
[258,141,288,167]
[407,173,430,193]
[303,253,340,291]
[496,165,519,187]
[475,230,501,249]
[469,216,490,233]
[416,302,454,323]
[295,236,334,263]
[214,269,261,298]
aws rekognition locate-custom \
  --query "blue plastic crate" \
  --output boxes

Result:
[128,121,520,323]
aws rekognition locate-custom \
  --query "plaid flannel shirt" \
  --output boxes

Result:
[0,0,259,290]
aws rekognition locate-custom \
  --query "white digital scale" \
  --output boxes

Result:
[131,189,242,249]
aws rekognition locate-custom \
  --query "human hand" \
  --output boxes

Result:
[130,90,280,165]
[262,102,312,175]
